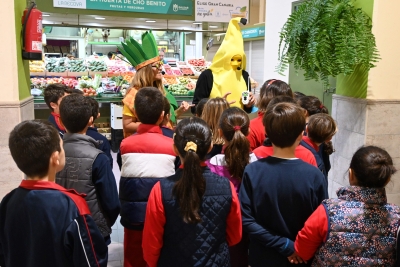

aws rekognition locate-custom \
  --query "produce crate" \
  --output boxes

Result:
[46,72,68,77]
[68,71,89,77]
[111,103,123,130]
[89,71,108,78]
[30,71,46,77]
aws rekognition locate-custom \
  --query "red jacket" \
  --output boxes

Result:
[247,112,265,151]
[253,145,318,167]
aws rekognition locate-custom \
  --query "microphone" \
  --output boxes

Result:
[161,71,165,75]
[237,67,241,70]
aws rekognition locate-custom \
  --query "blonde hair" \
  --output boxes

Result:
[127,64,164,96]
[201,97,230,145]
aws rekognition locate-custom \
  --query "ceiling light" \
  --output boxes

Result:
[193,22,202,25]
[95,17,105,20]
[209,25,218,28]
[146,20,156,23]
[42,14,50,17]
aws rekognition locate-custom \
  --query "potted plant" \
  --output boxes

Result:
[276,0,379,86]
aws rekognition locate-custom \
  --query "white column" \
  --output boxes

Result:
[195,26,203,58]
[263,0,294,82]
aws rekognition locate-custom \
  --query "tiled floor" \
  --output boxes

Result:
[108,152,124,267]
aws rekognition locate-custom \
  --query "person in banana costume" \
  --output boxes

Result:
[192,18,255,113]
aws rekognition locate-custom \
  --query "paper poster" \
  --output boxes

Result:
[195,0,249,22]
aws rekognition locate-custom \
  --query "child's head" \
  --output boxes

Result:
[44,83,71,113]
[263,102,305,148]
[307,113,337,144]
[267,95,297,108]
[60,94,93,133]
[350,146,396,188]
[293,91,306,100]
[87,97,100,124]
[219,107,250,181]
[70,88,84,95]
[161,97,171,127]
[9,120,64,179]
[134,87,164,125]
[173,117,212,224]
[297,96,329,117]
[201,97,230,145]
[195,98,209,117]
[258,79,293,112]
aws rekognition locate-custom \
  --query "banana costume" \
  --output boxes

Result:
[193,18,251,111]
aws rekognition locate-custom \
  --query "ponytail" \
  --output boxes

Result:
[172,117,212,224]
[173,145,205,224]
[225,130,250,182]
[219,107,251,182]
[324,141,335,155]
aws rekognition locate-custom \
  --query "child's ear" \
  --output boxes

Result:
[97,112,101,119]
[173,144,180,156]
[50,102,58,111]
[88,116,94,126]
[208,142,213,153]
[305,125,309,134]
[218,128,224,139]
[156,111,165,125]
[59,118,66,130]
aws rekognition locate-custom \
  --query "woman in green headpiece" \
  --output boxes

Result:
[119,31,191,138]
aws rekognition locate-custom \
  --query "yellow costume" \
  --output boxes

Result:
[208,18,248,108]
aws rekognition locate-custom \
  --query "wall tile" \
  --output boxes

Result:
[335,97,366,134]
[366,103,400,136]
[333,128,365,160]
[0,107,20,146]
[366,135,400,158]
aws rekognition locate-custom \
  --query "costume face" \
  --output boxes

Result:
[151,61,163,80]
[230,55,243,71]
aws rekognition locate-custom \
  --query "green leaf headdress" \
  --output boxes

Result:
[118,31,160,70]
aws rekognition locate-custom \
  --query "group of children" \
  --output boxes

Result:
[1,78,400,267]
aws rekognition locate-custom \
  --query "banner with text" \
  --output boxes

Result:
[53,0,192,15]
[195,0,249,22]
[241,26,265,39]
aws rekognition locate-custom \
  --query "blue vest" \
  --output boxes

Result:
[300,140,327,179]
[158,168,232,267]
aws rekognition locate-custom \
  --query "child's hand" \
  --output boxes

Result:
[179,101,194,112]
[287,252,306,264]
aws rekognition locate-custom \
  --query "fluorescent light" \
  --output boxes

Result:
[209,25,218,28]
[95,17,105,20]
[42,14,50,17]
[146,20,156,23]
[193,22,202,25]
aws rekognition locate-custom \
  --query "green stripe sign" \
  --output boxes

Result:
[241,26,265,39]
[53,0,192,15]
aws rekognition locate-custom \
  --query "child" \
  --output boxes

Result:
[248,79,293,151]
[119,87,176,267]
[293,91,306,100]
[201,97,230,159]
[297,95,329,120]
[195,97,209,117]
[0,120,107,266]
[298,95,332,174]
[44,83,72,136]
[160,96,174,138]
[253,96,317,167]
[300,113,337,180]
[293,146,400,266]
[143,117,242,267]
[56,94,120,246]
[87,97,113,167]
[239,102,328,267]
[206,107,257,267]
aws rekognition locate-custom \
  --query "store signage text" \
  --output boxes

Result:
[241,26,265,39]
[53,0,192,15]
[195,0,249,23]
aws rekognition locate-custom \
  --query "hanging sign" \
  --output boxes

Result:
[53,0,192,16]
[241,26,265,39]
[195,0,249,22]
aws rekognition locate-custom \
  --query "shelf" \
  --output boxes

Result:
[87,42,121,46]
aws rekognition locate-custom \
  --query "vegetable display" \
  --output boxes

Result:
[88,61,107,72]
[46,58,67,73]
[68,59,86,72]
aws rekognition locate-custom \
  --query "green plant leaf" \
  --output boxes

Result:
[276,0,379,87]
